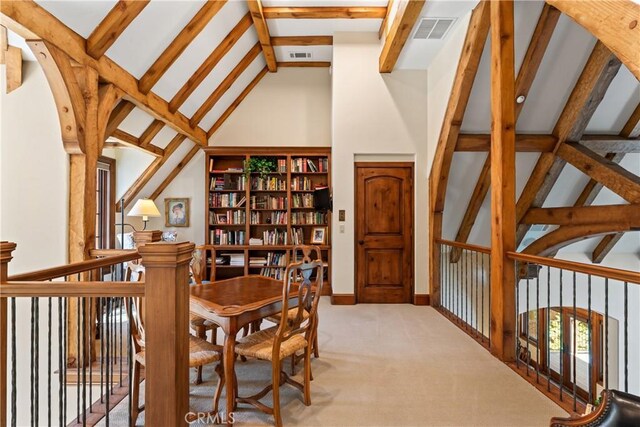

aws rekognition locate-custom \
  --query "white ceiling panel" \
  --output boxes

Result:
[150,126,179,150]
[105,0,205,79]
[118,108,156,138]
[201,55,267,131]
[35,0,116,38]
[177,29,259,118]
[267,19,382,36]
[586,67,640,134]
[274,45,333,62]
[152,1,250,100]
[138,140,197,200]
[262,0,388,6]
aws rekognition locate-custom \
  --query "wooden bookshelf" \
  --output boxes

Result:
[204,147,332,295]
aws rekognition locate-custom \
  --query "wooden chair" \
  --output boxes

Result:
[124,262,225,426]
[234,248,324,427]
[190,247,219,346]
[550,390,640,427]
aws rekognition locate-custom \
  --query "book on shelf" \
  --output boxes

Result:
[262,229,287,245]
[277,159,287,173]
[291,176,322,191]
[249,237,263,245]
[291,157,328,173]
[251,176,286,191]
[209,193,246,208]
[210,229,245,245]
[291,227,304,245]
[250,195,287,210]
[292,193,314,208]
[249,257,267,266]
[223,253,244,266]
[291,211,325,225]
[250,211,287,225]
[210,210,246,225]
[209,174,245,191]
[260,267,285,280]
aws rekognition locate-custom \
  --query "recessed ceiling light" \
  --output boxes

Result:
[516,95,526,104]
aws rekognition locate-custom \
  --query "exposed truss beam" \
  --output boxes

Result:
[378,0,394,39]
[247,0,277,72]
[118,134,186,210]
[546,0,640,80]
[111,129,163,157]
[523,204,640,226]
[207,66,268,139]
[138,0,226,94]
[169,13,253,113]
[105,100,135,137]
[139,119,164,148]
[451,3,558,258]
[557,142,640,203]
[1,1,207,145]
[86,0,149,59]
[149,145,200,201]
[379,0,425,73]
[573,153,626,206]
[190,43,261,127]
[592,233,626,263]
[522,223,634,256]
[277,61,330,68]
[271,36,332,46]
[515,41,621,245]
[455,134,639,153]
[262,7,387,19]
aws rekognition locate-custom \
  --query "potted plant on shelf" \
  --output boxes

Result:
[243,157,278,180]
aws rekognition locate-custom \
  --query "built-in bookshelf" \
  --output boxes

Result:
[204,147,332,294]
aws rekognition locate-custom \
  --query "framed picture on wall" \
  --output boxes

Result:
[311,227,326,245]
[165,198,190,227]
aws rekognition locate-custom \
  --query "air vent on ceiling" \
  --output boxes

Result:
[289,51,312,59]
[413,17,456,40]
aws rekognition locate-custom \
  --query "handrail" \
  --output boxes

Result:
[435,238,492,254]
[0,281,145,297]
[507,251,640,285]
[7,251,140,282]
[89,248,138,257]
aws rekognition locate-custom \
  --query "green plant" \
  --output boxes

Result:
[244,157,277,180]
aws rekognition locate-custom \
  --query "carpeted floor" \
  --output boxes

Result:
[100,299,566,426]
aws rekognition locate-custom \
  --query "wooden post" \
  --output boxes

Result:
[1,241,17,427]
[489,0,517,362]
[132,230,163,247]
[429,175,442,308]
[139,242,194,426]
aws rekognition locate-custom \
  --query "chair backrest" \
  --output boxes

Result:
[273,247,323,355]
[190,247,206,284]
[124,261,146,354]
[292,245,322,265]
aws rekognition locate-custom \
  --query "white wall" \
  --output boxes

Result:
[331,32,429,295]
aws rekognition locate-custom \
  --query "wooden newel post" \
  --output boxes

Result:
[138,242,194,427]
[1,242,17,427]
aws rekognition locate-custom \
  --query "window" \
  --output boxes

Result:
[96,157,116,249]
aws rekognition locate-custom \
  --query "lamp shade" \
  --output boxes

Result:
[128,199,161,218]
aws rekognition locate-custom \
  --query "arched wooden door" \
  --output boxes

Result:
[355,162,414,303]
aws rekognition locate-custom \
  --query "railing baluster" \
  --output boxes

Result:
[82,297,87,426]
[106,297,110,427]
[30,297,35,425]
[64,296,68,424]
[516,262,520,369]
[48,296,52,427]
[605,277,609,390]
[559,268,563,402]
[526,263,530,376]
[546,266,551,393]
[587,275,592,404]
[488,256,491,347]
[11,297,17,427]
[475,250,479,337]
[482,253,485,340]
[624,281,628,393]
[76,294,80,423]
[572,271,577,412]
[58,297,63,426]
[536,264,540,384]
[128,296,133,426]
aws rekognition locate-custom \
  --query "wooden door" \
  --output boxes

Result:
[355,163,413,303]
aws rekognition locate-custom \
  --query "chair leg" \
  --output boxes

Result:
[210,326,218,345]
[195,365,203,385]
[303,347,312,406]
[272,360,283,427]
[213,363,225,413]
[313,330,319,358]
[290,353,296,376]
[131,361,141,426]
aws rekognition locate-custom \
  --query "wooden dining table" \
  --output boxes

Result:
[189,275,296,423]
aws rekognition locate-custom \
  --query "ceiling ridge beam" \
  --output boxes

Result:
[271,36,332,46]
[247,0,277,72]
[169,13,253,113]
[149,144,200,201]
[118,134,186,210]
[262,7,388,19]
[515,40,621,245]
[207,66,268,139]
[87,0,149,59]
[1,1,207,145]
[523,204,639,226]
[190,42,261,127]
[138,0,227,94]
[379,0,426,73]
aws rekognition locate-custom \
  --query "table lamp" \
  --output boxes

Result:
[128,198,161,230]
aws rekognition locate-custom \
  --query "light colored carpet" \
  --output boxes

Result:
[100,299,566,426]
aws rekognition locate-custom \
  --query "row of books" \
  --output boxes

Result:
[262,229,287,245]
[259,268,286,280]
[291,227,304,245]
[215,253,244,266]
[249,252,287,267]
[209,193,246,208]
[250,195,287,210]
[251,176,286,191]
[209,210,246,225]
[291,212,325,225]
[292,194,314,208]
[291,176,322,191]
[210,174,246,191]
[276,159,287,173]
[208,159,244,173]
[210,230,246,245]
[291,158,328,173]
[251,211,287,225]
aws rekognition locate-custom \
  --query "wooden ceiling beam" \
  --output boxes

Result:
[190,42,261,127]
[207,66,268,139]
[118,134,186,210]
[523,204,640,226]
[455,134,639,153]
[592,233,625,264]
[579,135,640,153]
[379,0,426,73]
[138,0,227,94]
[277,61,330,68]
[522,223,634,256]
[378,0,395,39]
[86,0,149,59]
[247,0,277,72]
[515,41,621,245]
[111,129,163,157]
[139,119,164,147]
[169,13,253,113]
[0,24,7,64]
[556,142,640,203]
[271,36,332,46]
[262,7,388,19]
[451,3,558,259]
[546,0,640,80]
[149,145,200,201]
[573,153,626,206]
[5,44,21,93]
[1,1,207,145]
[105,100,135,137]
